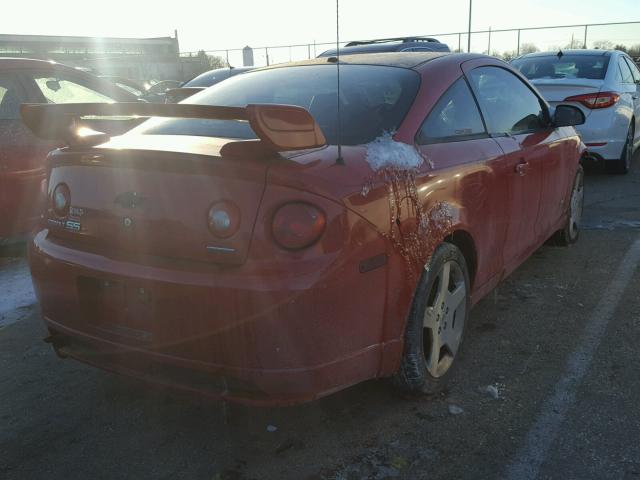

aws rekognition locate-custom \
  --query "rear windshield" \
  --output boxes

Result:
[133,64,420,145]
[512,55,610,80]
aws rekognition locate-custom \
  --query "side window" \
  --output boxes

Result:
[0,73,25,120]
[623,57,640,84]
[417,77,486,144]
[32,73,115,104]
[614,62,623,82]
[618,58,634,84]
[468,66,547,135]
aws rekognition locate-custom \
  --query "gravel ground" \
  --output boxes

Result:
[1,154,639,479]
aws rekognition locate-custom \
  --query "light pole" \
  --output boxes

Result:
[467,0,472,53]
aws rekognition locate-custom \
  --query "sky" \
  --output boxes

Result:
[5,0,640,64]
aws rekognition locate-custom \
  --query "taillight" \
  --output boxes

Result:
[272,202,326,250]
[207,201,240,238]
[564,91,620,109]
[52,183,70,217]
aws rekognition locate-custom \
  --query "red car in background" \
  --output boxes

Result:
[23,53,586,405]
[0,58,139,242]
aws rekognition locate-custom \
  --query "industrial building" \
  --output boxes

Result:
[0,32,207,82]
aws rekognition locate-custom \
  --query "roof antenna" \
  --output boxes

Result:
[335,0,344,165]
[557,49,564,58]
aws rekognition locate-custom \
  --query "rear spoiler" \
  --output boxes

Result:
[20,102,326,152]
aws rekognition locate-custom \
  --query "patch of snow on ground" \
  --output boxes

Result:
[365,132,425,172]
[0,257,36,328]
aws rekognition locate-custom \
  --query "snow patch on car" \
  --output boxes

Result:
[360,134,452,277]
[365,132,431,172]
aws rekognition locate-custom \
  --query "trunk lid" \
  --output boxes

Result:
[46,135,270,266]
[531,79,605,118]
[530,78,605,102]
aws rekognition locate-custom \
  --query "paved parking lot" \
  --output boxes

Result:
[1,155,639,480]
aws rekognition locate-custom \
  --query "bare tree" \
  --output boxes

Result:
[547,43,576,52]
[628,44,640,57]
[592,40,614,50]
[501,50,518,61]
[197,50,228,69]
[520,43,539,55]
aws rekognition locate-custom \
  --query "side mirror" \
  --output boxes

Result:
[553,105,585,127]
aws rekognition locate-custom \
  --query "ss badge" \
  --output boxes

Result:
[64,220,81,232]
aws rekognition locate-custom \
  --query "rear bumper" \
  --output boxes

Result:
[577,108,629,161]
[581,141,625,162]
[44,317,382,406]
[29,226,392,406]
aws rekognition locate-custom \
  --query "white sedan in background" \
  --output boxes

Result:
[512,49,640,174]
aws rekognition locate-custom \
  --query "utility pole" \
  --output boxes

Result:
[583,25,588,49]
[488,26,492,55]
[467,0,472,53]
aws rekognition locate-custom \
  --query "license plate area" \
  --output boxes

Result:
[78,276,153,343]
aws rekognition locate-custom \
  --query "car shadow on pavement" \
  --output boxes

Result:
[0,242,27,258]
[582,148,640,176]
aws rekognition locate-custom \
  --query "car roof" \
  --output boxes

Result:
[0,57,139,101]
[319,40,450,57]
[184,67,254,87]
[0,57,74,69]
[259,51,455,70]
[516,49,617,59]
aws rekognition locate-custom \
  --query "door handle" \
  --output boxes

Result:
[633,95,639,100]
[515,161,529,177]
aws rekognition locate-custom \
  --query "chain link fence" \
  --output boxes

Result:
[180,21,640,67]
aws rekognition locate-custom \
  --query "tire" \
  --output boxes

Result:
[606,123,634,174]
[394,243,470,395]
[554,165,584,246]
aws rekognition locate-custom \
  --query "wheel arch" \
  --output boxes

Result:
[443,229,477,288]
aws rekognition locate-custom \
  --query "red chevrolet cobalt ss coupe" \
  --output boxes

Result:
[23,53,586,405]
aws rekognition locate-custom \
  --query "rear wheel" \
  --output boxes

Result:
[606,123,634,174]
[395,243,470,395]
[554,165,584,246]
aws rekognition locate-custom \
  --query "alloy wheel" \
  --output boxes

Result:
[625,125,634,170]
[568,170,584,240]
[422,260,467,378]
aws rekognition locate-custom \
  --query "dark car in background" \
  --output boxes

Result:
[0,58,140,241]
[165,67,254,103]
[147,79,181,96]
[318,36,450,57]
[99,76,166,103]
